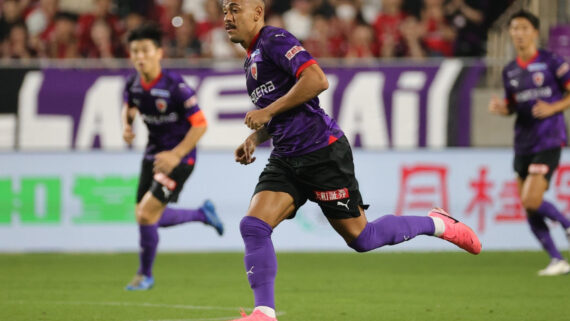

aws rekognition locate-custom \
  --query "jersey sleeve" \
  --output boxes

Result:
[550,54,570,90]
[123,75,136,108]
[502,67,516,108]
[173,76,207,127]
[264,30,317,79]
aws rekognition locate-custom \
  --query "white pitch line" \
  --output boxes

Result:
[4,300,286,321]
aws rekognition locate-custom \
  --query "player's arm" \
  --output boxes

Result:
[122,103,138,144]
[244,63,329,130]
[532,83,570,119]
[154,110,208,175]
[235,127,271,165]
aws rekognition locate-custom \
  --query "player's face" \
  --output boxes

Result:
[222,0,260,44]
[129,39,163,75]
[509,18,538,51]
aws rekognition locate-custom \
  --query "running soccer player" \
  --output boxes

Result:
[223,1,481,320]
[489,10,570,276]
[122,24,224,291]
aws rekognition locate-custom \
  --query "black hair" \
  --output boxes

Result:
[508,9,540,30]
[54,11,79,22]
[127,24,162,47]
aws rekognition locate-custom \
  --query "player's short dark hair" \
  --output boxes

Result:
[508,10,540,30]
[127,24,162,47]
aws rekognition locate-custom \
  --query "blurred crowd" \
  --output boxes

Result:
[0,0,513,61]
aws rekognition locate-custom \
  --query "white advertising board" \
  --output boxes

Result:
[1,148,569,252]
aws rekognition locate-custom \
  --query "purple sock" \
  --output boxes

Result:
[527,214,563,260]
[240,216,277,309]
[138,224,159,277]
[349,215,435,252]
[536,201,570,229]
[158,207,206,227]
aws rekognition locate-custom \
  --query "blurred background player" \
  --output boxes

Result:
[223,0,481,320]
[488,10,570,276]
[122,24,224,290]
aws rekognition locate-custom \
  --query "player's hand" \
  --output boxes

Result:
[123,125,135,144]
[488,96,510,116]
[154,151,181,175]
[532,100,556,119]
[234,138,257,165]
[244,109,271,130]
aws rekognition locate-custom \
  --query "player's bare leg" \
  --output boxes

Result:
[329,206,481,254]
[233,191,295,321]
[518,176,570,275]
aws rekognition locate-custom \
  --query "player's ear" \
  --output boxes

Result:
[157,47,164,60]
[253,5,263,22]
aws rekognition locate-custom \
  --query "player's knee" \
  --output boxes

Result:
[240,216,272,239]
[521,196,541,211]
[136,206,156,225]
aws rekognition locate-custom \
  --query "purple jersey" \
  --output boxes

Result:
[502,49,570,155]
[244,26,343,157]
[124,70,202,164]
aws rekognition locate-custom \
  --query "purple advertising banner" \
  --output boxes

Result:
[7,60,483,151]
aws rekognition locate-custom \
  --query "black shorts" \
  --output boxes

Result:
[254,135,368,220]
[136,158,194,204]
[513,147,561,183]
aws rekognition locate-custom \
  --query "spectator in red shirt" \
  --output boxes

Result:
[420,0,456,57]
[77,0,124,58]
[373,0,407,57]
[42,11,79,58]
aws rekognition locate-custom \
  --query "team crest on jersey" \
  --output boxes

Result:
[250,62,258,80]
[155,98,168,113]
[533,72,544,87]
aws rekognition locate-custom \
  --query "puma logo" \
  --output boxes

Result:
[246,266,254,276]
[336,199,350,210]
[162,186,172,198]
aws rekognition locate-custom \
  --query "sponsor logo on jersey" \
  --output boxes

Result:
[528,163,549,175]
[507,68,522,78]
[156,98,168,113]
[314,188,349,201]
[250,80,275,104]
[528,63,547,72]
[285,45,305,60]
[141,112,179,124]
[557,62,570,78]
[250,49,261,61]
[250,62,258,80]
[514,87,552,103]
[150,88,171,98]
[532,72,544,87]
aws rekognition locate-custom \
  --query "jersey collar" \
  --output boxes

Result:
[140,71,163,91]
[247,26,265,58]
[516,50,539,69]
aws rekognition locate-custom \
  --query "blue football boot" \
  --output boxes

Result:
[125,274,154,291]
[201,200,224,236]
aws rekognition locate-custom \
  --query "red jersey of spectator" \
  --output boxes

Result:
[422,17,454,56]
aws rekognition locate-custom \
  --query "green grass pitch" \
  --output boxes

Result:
[0,251,566,321]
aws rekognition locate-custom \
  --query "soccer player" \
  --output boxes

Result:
[488,10,570,276]
[222,1,481,320]
[122,24,224,291]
